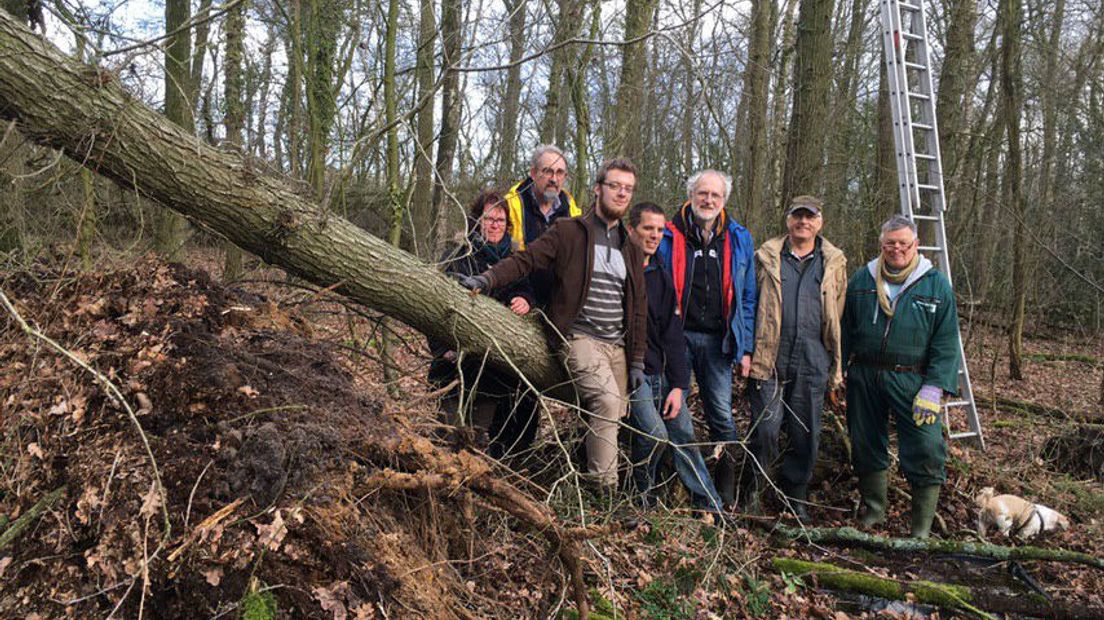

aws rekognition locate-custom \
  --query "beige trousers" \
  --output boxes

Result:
[564,334,629,487]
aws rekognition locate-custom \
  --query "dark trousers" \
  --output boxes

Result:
[845,363,946,487]
[747,367,826,497]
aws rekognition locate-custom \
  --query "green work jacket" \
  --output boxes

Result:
[841,259,961,395]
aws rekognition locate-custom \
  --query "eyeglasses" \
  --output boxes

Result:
[538,167,568,179]
[482,216,507,225]
[881,240,915,249]
[601,181,635,194]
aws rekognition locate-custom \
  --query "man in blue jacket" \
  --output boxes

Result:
[627,202,724,514]
[656,170,757,506]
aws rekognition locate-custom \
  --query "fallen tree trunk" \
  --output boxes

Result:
[0,12,565,390]
[776,526,1104,571]
[772,558,994,618]
[773,557,1104,619]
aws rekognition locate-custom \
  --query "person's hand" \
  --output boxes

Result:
[509,297,530,315]
[459,274,489,293]
[739,354,752,377]
[662,387,683,420]
[827,384,845,409]
[912,384,942,426]
[629,364,647,392]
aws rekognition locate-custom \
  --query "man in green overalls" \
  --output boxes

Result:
[842,215,961,538]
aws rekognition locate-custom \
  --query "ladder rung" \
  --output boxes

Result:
[916,153,936,161]
[908,91,931,100]
[917,183,939,191]
[901,32,924,41]
[898,2,921,11]
[905,61,927,71]
[949,431,980,440]
[911,214,939,221]
[912,122,933,131]
[918,245,943,252]
[944,400,971,408]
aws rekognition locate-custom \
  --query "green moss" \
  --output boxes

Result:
[636,580,694,620]
[240,589,277,620]
[912,580,972,606]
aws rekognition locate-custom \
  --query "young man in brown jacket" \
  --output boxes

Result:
[745,195,847,520]
[460,158,647,491]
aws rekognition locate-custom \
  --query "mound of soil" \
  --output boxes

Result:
[0,259,574,618]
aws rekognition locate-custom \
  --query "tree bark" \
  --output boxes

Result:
[495,0,527,181]
[0,12,566,389]
[431,0,463,254]
[935,0,977,213]
[411,0,437,256]
[780,0,835,205]
[1000,0,1026,380]
[222,0,249,282]
[741,0,774,234]
[608,0,658,163]
[539,0,581,145]
[155,0,195,259]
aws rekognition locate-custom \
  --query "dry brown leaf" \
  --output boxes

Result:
[139,483,163,520]
[0,556,12,578]
[238,385,259,398]
[313,581,350,620]
[255,510,287,551]
[203,566,223,587]
[26,443,44,460]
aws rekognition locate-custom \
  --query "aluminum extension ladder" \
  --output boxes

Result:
[879,0,984,448]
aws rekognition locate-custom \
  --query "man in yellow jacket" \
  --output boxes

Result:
[745,195,847,520]
[503,144,580,306]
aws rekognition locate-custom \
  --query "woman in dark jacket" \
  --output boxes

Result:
[429,190,539,460]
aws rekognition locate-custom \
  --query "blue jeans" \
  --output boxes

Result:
[683,330,739,443]
[630,375,724,512]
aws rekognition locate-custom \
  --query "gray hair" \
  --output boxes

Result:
[530,144,568,169]
[879,215,918,242]
[686,169,732,201]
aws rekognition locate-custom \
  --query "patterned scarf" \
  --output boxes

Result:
[876,253,920,318]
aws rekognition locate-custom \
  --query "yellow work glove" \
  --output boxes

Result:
[912,384,942,426]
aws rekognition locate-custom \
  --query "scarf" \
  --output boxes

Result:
[876,253,920,318]
[475,233,512,265]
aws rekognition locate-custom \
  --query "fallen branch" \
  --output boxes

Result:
[776,526,1104,571]
[975,392,1075,421]
[0,485,67,551]
[772,557,995,619]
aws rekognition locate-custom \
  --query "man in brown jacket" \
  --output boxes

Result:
[461,158,647,490]
[745,195,847,520]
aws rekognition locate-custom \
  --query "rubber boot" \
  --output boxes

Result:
[714,448,737,508]
[784,485,810,522]
[909,485,941,539]
[857,470,888,527]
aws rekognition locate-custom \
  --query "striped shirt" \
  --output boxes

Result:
[572,218,627,343]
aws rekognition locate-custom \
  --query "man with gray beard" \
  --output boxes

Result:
[503,145,581,307]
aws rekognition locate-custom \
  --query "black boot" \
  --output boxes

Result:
[784,485,810,522]
[714,447,737,507]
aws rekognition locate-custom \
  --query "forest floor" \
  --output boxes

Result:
[1,249,1102,619]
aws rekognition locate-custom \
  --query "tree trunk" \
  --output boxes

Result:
[304,0,342,199]
[155,0,195,259]
[780,0,835,206]
[873,58,898,247]
[539,0,580,145]
[935,0,977,213]
[222,0,249,282]
[431,0,463,254]
[768,0,798,209]
[608,0,659,163]
[411,0,437,256]
[0,12,566,389]
[741,0,774,234]
[1001,0,1026,380]
[568,0,598,197]
[496,0,526,181]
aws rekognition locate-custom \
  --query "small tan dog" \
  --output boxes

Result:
[975,487,1070,540]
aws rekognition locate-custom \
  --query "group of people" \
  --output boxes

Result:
[429,145,962,539]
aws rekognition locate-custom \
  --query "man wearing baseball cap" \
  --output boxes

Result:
[743,195,847,520]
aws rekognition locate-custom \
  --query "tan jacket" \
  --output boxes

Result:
[749,235,847,388]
